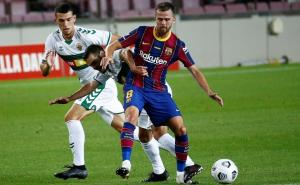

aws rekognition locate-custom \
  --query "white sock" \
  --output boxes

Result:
[133,128,139,141]
[66,120,85,166]
[158,133,194,166]
[141,138,165,174]
[122,160,131,171]
[176,171,184,183]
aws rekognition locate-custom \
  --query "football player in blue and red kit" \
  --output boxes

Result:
[101,2,224,184]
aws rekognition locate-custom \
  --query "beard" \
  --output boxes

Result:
[156,26,170,37]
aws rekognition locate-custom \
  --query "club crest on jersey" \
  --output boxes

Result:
[165,47,173,55]
[76,43,83,51]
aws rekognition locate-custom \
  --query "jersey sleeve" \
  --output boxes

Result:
[94,72,111,84]
[177,41,195,68]
[42,34,55,63]
[112,49,122,62]
[118,27,140,48]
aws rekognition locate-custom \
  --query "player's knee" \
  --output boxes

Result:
[153,126,168,140]
[125,107,139,123]
[111,119,124,133]
[64,113,80,122]
[175,125,187,136]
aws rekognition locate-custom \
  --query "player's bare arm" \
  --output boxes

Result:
[110,34,121,43]
[40,51,56,76]
[120,49,148,76]
[49,80,99,105]
[101,40,123,70]
[188,65,224,106]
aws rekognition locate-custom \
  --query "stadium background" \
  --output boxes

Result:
[0,0,300,185]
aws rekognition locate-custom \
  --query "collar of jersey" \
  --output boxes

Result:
[58,27,75,44]
[153,27,171,42]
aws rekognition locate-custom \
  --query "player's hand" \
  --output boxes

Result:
[133,66,148,76]
[40,51,56,77]
[100,56,113,71]
[49,97,70,105]
[40,62,51,76]
[209,93,224,107]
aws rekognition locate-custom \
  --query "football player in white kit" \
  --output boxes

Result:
[40,2,125,180]
[49,44,200,182]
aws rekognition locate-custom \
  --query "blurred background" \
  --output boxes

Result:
[0,0,299,79]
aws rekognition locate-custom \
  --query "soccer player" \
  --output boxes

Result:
[101,2,224,184]
[49,44,198,182]
[40,2,126,180]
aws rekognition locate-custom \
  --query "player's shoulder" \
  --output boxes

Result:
[135,25,153,33]
[172,33,186,46]
[75,26,106,36]
[140,25,154,31]
[45,28,60,43]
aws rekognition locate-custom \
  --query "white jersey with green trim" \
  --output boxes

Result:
[94,50,122,84]
[43,26,112,85]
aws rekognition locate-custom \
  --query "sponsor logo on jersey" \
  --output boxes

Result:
[165,47,173,55]
[58,46,64,52]
[139,51,167,65]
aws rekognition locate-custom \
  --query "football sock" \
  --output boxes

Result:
[176,171,185,183]
[158,133,194,167]
[122,160,131,170]
[120,122,135,161]
[141,138,165,174]
[133,127,139,141]
[66,120,85,166]
[175,134,189,172]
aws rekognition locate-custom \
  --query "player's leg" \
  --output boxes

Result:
[167,116,189,182]
[54,103,92,180]
[139,109,194,167]
[96,100,139,141]
[116,105,139,178]
[96,78,140,140]
[138,112,169,182]
[116,85,144,178]
[153,126,195,167]
[54,81,113,180]
[146,92,202,184]
[167,117,203,184]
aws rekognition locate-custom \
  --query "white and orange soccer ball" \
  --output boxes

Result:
[211,159,238,184]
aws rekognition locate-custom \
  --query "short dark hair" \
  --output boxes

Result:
[155,2,175,14]
[84,44,104,60]
[55,1,76,14]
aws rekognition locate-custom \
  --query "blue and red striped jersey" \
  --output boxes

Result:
[119,26,195,91]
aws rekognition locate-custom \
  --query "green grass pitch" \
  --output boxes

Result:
[0,63,300,185]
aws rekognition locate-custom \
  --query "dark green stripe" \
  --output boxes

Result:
[70,65,89,71]
[59,53,85,61]
[81,82,106,110]
[106,32,111,46]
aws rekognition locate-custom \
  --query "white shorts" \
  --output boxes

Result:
[138,82,172,129]
[75,78,124,124]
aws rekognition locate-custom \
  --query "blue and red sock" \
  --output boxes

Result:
[120,122,136,161]
[175,134,189,172]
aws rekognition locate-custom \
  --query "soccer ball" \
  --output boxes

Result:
[211,159,238,184]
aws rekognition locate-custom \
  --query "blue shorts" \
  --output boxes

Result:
[123,85,181,126]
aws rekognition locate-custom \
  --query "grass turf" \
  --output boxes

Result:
[0,63,299,185]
